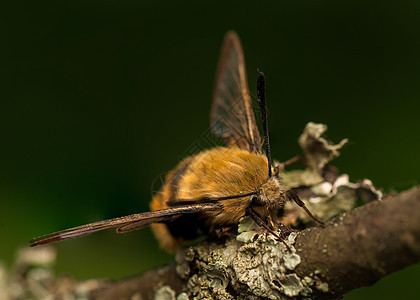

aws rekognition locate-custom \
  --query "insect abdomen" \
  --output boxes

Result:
[150,147,269,252]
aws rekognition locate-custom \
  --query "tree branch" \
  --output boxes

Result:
[3,123,418,299]
[295,186,420,299]
[4,187,419,299]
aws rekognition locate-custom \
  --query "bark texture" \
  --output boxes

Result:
[294,186,420,299]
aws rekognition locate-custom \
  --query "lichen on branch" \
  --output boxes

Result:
[2,122,418,300]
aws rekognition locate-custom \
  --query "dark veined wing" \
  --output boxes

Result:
[210,31,261,153]
[30,203,221,246]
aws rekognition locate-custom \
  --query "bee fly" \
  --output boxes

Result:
[30,31,324,252]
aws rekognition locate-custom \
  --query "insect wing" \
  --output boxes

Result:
[30,203,221,246]
[117,203,221,232]
[210,31,261,153]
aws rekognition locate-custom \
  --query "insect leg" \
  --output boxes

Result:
[246,206,291,251]
[276,155,308,173]
[266,215,276,230]
[286,190,325,226]
[214,226,234,238]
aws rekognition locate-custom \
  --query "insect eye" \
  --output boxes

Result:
[250,195,264,207]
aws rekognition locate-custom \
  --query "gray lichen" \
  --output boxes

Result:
[154,285,176,300]
[298,122,348,173]
[282,123,382,226]
[0,246,110,300]
[176,292,189,300]
[175,218,329,299]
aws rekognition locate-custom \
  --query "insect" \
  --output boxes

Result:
[30,31,324,252]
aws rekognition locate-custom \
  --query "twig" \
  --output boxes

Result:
[89,187,420,299]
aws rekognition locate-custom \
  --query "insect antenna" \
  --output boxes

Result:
[257,71,272,178]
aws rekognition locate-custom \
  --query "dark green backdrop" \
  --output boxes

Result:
[1,1,419,299]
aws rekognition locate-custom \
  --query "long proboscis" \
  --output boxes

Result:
[30,203,221,247]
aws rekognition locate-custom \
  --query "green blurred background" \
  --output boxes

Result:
[1,1,419,298]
